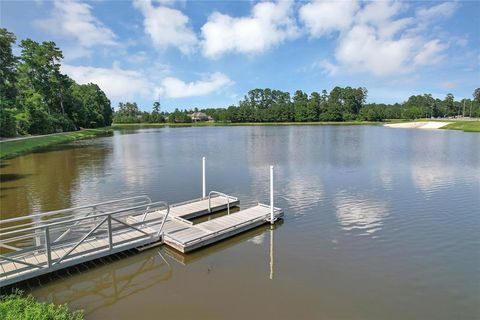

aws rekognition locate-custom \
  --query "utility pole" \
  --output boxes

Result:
[463,100,465,117]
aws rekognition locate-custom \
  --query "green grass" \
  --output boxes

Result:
[0,128,113,159]
[112,120,384,128]
[442,121,480,132]
[0,292,83,320]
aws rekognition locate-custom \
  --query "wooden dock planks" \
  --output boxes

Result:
[163,204,283,253]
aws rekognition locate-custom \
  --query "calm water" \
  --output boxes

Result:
[1,125,479,319]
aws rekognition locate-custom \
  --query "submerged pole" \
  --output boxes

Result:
[270,226,274,280]
[202,157,206,198]
[270,165,274,224]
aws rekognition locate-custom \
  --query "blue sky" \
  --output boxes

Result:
[1,0,479,111]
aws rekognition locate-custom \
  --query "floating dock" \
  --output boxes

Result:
[0,160,282,287]
[163,204,282,253]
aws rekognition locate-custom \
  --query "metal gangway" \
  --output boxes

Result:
[0,158,283,287]
[0,196,170,287]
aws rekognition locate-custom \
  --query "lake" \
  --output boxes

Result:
[1,125,479,319]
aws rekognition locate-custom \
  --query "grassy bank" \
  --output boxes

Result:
[112,121,384,128]
[442,121,480,132]
[0,128,113,159]
[0,292,83,320]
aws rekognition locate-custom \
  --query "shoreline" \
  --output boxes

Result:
[1,120,478,160]
[0,128,113,160]
[111,121,387,128]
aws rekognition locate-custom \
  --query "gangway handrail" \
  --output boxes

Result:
[0,201,166,237]
[141,200,168,223]
[208,191,233,215]
[0,200,170,273]
[138,200,171,237]
[0,195,152,226]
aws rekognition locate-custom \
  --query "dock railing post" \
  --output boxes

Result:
[45,227,52,267]
[202,157,206,199]
[270,165,274,224]
[107,215,113,250]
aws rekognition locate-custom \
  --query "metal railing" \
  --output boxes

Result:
[0,197,169,281]
[208,191,234,215]
[0,195,152,235]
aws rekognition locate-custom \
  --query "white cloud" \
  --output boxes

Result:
[133,0,197,54]
[410,2,459,34]
[61,64,152,100]
[356,1,413,38]
[125,51,149,64]
[335,25,415,76]
[356,1,403,25]
[414,39,448,66]
[155,73,233,98]
[201,0,298,58]
[299,0,359,37]
[333,1,417,76]
[34,0,117,47]
[416,2,458,21]
[300,0,456,77]
[313,59,339,76]
[62,62,232,103]
[62,46,93,61]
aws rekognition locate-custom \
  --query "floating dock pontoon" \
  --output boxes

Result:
[0,159,282,287]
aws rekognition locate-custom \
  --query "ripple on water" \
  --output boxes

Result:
[334,191,389,237]
[280,174,324,220]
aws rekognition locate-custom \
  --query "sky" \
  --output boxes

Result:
[1,0,479,111]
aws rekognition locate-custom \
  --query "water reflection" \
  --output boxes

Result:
[335,191,389,236]
[164,223,279,266]
[26,221,279,316]
[244,126,325,211]
[324,126,365,167]
[281,173,323,217]
[30,250,171,315]
[1,126,478,319]
[408,132,480,195]
[0,143,111,218]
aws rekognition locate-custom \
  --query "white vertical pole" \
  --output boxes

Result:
[269,227,274,280]
[270,165,274,224]
[202,157,206,198]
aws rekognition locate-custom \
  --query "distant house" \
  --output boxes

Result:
[188,112,210,122]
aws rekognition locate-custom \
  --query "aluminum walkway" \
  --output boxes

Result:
[0,193,242,287]
[0,162,283,287]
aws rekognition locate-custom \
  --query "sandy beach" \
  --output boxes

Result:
[384,121,452,129]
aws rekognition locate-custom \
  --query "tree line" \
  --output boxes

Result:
[2,28,479,137]
[113,87,480,124]
[0,28,112,137]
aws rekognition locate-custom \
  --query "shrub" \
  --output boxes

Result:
[0,292,83,320]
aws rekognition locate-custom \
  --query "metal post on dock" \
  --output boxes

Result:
[270,165,274,224]
[202,157,206,199]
